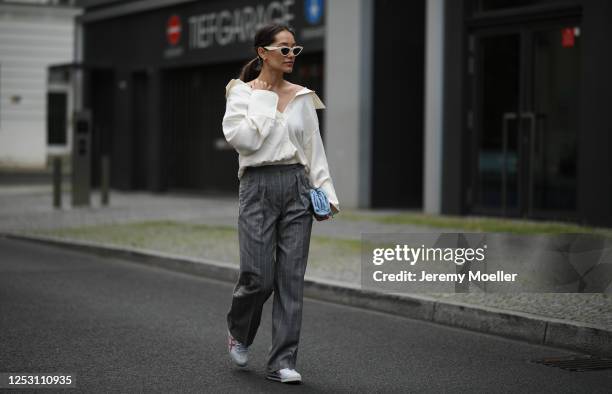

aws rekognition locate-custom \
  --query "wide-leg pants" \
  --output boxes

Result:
[226,163,314,373]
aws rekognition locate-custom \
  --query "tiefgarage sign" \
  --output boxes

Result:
[163,0,324,59]
[189,1,295,49]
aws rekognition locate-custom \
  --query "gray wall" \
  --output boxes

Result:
[325,0,373,209]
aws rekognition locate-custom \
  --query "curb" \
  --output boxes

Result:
[3,231,611,357]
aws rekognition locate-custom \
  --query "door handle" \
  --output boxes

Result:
[521,112,537,217]
[501,112,518,215]
[520,111,536,144]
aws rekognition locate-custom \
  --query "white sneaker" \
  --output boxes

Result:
[266,368,302,383]
[227,329,248,367]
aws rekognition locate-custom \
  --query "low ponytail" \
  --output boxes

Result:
[239,56,261,82]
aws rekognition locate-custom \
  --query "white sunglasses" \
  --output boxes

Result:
[263,45,304,56]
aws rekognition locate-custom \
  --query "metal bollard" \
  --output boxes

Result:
[52,156,62,209]
[101,155,110,206]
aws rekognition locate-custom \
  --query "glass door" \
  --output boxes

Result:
[471,31,522,216]
[527,26,580,217]
[469,19,580,220]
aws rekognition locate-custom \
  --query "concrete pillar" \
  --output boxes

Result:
[324,0,373,209]
[73,17,84,112]
[423,0,445,215]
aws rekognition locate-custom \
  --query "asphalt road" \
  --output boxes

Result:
[1,237,611,393]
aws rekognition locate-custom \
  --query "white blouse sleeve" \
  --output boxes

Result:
[304,94,340,211]
[222,79,279,156]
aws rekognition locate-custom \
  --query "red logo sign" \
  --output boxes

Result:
[167,15,181,45]
[562,27,575,48]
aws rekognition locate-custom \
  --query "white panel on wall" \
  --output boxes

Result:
[0,3,80,170]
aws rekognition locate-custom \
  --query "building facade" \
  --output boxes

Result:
[74,0,612,227]
[0,0,80,170]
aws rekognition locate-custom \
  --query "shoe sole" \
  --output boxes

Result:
[231,359,247,367]
[266,374,302,384]
[229,352,248,367]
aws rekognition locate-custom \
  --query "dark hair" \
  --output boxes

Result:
[239,23,296,82]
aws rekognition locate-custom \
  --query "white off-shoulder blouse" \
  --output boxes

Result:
[222,78,340,211]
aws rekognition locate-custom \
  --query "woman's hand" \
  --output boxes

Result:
[248,79,272,91]
[314,203,338,221]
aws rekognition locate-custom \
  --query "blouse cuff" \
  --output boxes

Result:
[319,179,340,212]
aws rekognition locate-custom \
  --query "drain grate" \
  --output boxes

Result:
[531,355,612,371]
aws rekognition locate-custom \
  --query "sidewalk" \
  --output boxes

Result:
[1,185,610,356]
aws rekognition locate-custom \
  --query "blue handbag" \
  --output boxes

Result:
[309,187,332,218]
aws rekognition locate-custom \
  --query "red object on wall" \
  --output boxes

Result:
[562,27,575,48]
[167,15,181,45]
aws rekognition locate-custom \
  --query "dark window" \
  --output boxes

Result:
[47,92,67,145]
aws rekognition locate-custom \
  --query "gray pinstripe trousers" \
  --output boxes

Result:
[226,163,313,373]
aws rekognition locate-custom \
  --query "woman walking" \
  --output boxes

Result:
[223,23,339,384]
